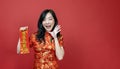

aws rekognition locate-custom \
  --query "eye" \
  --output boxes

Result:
[49,18,53,20]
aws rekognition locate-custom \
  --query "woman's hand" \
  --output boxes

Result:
[17,38,20,54]
[49,25,61,38]
[49,25,64,60]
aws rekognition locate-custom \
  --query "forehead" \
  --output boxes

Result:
[45,12,53,18]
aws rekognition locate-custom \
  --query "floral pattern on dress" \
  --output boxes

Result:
[29,32,63,69]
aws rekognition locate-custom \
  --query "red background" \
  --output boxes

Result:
[0,0,120,69]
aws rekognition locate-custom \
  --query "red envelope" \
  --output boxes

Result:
[19,26,30,54]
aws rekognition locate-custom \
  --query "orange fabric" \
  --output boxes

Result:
[29,32,63,69]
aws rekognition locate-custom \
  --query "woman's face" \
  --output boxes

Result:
[42,12,55,32]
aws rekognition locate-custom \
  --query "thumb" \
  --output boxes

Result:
[17,38,20,54]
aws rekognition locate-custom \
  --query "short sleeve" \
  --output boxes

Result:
[58,35,64,47]
[29,33,36,48]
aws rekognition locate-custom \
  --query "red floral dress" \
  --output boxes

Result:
[29,32,63,69]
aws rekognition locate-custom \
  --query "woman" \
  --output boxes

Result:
[17,9,65,69]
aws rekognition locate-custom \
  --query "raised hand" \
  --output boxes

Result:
[49,25,61,38]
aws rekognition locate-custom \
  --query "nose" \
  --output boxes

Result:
[46,20,49,24]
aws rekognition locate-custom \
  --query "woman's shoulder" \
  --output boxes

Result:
[30,32,37,37]
[31,32,37,36]
[29,32,37,41]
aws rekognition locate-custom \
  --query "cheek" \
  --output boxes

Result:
[51,21,55,26]
[42,22,46,27]
[52,22,55,26]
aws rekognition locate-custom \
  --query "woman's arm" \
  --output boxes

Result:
[54,37,65,60]
[49,25,65,60]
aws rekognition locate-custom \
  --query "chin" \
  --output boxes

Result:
[46,29,52,32]
[46,27,53,32]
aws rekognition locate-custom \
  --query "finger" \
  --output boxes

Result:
[56,25,60,29]
[56,25,59,28]
[54,25,58,31]
[57,26,61,30]
[56,25,61,28]
[57,29,61,33]
[58,25,61,29]
[54,25,59,31]
[57,25,61,28]
[54,25,61,32]
[58,27,61,31]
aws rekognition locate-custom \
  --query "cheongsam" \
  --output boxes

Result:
[29,32,63,69]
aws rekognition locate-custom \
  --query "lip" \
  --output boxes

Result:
[45,25,51,29]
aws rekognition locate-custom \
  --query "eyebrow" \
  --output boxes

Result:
[46,16,53,19]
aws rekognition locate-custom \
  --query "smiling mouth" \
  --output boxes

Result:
[45,25,51,29]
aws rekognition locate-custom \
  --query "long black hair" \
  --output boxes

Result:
[36,9,60,42]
